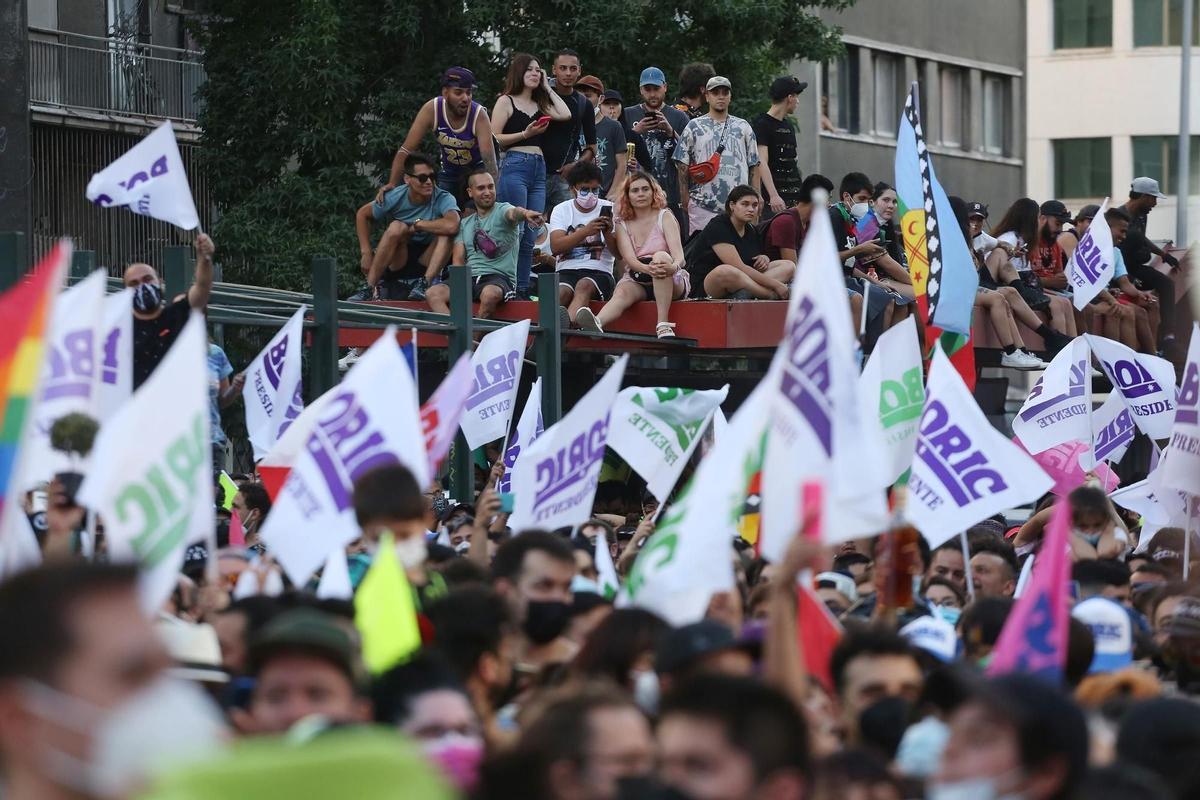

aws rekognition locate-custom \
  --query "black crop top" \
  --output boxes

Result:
[501,96,544,150]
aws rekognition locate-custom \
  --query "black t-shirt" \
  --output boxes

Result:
[133,297,191,389]
[1117,208,1153,271]
[751,112,802,206]
[688,214,762,295]
[540,90,596,173]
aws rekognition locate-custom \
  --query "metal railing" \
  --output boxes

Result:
[29,28,206,122]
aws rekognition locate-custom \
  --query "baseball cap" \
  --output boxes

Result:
[967,201,988,219]
[1071,597,1133,673]
[601,89,624,105]
[1075,203,1101,222]
[440,67,477,89]
[1131,176,1168,198]
[705,76,732,92]
[577,75,605,95]
[1040,200,1071,221]
[769,75,808,102]
[655,619,752,675]
[900,615,959,662]
[249,608,363,686]
[639,66,667,87]
[157,617,229,684]
[816,571,859,604]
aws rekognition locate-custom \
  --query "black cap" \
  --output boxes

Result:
[1040,200,1071,221]
[601,89,624,104]
[1075,204,1101,222]
[1117,698,1200,788]
[769,76,808,102]
[249,608,364,686]
[440,67,477,89]
[967,202,988,219]
[656,619,750,675]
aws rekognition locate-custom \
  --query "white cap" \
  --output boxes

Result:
[900,615,959,662]
[705,76,732,92]
[1130,176,1168,199]
[1071,597,1133,673]
[815,571,858,604]
[156,618,228,683]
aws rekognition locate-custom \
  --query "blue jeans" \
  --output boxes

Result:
[498,151,546,293]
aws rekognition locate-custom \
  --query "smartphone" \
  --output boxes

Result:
[499,492,515,513]
[535,115,551,127]
[598,206,613,220]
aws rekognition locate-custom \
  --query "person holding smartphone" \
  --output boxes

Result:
[492,53,573,298]
[624,68,689,232]
[549,161,621,327]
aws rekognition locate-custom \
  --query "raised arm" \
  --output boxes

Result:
[382,100,436,196]
[188,233,214,309]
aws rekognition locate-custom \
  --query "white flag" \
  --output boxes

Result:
[606,386,728,501]
[906,348,1053,548]
[620,383,768,625]
[857,315,924,485]
[509,355,628,532]
[1091,392,1136,465]
[1012,337,1093,455]
[761,209,889,558]
[78,313,213,613]
[1085,334,1178,440]
[1066,198,1114,309]
[421,354,475,475]
[1161,322,1200,495]
[460,320,530,449]
[260,328,430,584]
[96,288,134,422]
[316,548,353,600]
[23,270,108,487]
[85,121,200,230]
[595,533,620,601]
[498,379,544,496]
[243,306,306,461]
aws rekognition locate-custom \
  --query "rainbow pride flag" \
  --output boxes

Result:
[0,242,69,574]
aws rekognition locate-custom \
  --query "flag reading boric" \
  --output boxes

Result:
[78,313,213,613]
[1160,322,1200,495]
[1066,198,1114,309]
[1091,392,1136,465]
[243,306,306,462]
[1012,337,1093,456]
[460,319,530,449]
[857,315,924,485]
[86,121,201,230]
[260,328,429,585]
[906,348,1053,548]
[1085,334,1178,440]
[508,355,627,532]
[498,379,544,496]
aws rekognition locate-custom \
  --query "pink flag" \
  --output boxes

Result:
[1013,437,1120,496]
[421,355,475,476]
[987,498,1073,680]
[228,509,246,548]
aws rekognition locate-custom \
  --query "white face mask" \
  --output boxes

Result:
[631,669,660,716]
[395,535,428,569]
[927,770,1026,800]
[22,676,227,798]
[575,189,600,211]
[849,201,870,221]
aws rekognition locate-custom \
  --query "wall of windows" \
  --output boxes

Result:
[1053,0,1113,48]
[1133,0,1200,46]
[1053,137,1112,197]
[821,47,860,133]
[1132,135,1200,194]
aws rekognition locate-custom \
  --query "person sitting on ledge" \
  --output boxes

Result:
[685,184,794,300]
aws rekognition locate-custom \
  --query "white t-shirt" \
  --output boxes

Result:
[996,231,1030,271]
[973,231,999,256]
[549,198,616,274]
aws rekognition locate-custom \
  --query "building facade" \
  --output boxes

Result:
[1026,0,1198,244]
[3,0,212,269]
[789,0,1027,215]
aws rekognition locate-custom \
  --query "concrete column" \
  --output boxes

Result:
[922,60,941,146]
[857,46,873,135]
[968,68,984,153]
[1010,76,1025,162]
[0,0,32,243]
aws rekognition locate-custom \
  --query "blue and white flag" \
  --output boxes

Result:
[1085,334,1178,440]
[498,378,543,496]
[243,306,306,461]
[1066,198,1114,309]
[1091,392,1136,466]
[460,320,530,449]
[1012,337,1093,455]
[907,348,1053,548]
[86,121,200,231]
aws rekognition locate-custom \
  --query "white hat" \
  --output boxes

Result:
[815,571,858,604]
[1071,597,1133,673]
[1131,176,1168,199]
[900,615,959,662]
[705,76,732,92]
[157,617,229,684]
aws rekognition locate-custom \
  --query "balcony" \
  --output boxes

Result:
[29,28,206,123]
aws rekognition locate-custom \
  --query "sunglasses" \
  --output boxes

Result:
[407,172,435,184]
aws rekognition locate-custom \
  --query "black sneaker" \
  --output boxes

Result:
[409,277,429,301]
[503,289,519,303]
[1043,330,1074,354]
[516,288,535,301]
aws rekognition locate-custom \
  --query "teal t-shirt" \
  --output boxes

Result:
[371,185,459,244]
[455,201,521,280]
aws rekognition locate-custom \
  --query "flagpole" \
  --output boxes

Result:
[411,327,419,398]
[960,531,976,601]
[1185,497,1196,582]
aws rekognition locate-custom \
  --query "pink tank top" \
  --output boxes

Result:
[622,209,670,258]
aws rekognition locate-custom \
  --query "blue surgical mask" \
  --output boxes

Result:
[935,605,962,626]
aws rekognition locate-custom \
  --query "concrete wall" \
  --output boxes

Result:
[1,0,32,239]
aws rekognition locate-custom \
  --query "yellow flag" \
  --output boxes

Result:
[219,471,239,510]
[354,532,422,674]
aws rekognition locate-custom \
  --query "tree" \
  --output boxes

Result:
[193,0,850,294]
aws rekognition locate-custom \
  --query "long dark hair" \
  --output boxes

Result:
[725,184,760,215]
[568,608,668,690]
[503,52,553,113]
[991,197,1039,244]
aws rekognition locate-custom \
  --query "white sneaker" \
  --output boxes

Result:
[1018,350,1049,369]
[575,307,604,333]
[1000,350,1040,370]
[338,347,361,372]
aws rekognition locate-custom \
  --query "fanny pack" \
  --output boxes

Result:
[686,122,728,184]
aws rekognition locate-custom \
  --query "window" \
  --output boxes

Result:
[822,47,859,133]
[1134,0,1200,46]
[1132,135,1200,194]
[1053,0,1113,48]
[981,76,1007,155]
[1053,138,1112,197]
[939,68,965,147]
[873,53,899,135]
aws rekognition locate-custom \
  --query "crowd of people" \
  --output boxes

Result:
[352,53,1185,361]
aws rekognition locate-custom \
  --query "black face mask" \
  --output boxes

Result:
[615,775,693,800]
[523,599,571,644]
[133,282,164,313]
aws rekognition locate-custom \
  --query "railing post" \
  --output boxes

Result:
[211,261,225,348]
[310,256,340,401]
[446,265,475,504]
[70,250,95,284]
[162,245,191,300]
[536,272,562,426]
[0,232,29,293]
